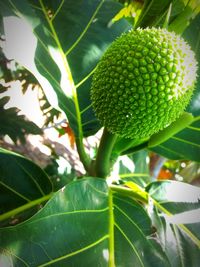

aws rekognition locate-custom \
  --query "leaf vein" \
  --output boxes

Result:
[65,0,105,56]
[37,235,109,266]
[51,0,65,21]
[0,181,31,202]
[28,208,109,225]
[171,136,200,148]
[115,223,145,267]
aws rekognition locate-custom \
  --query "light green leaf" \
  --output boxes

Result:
[168,0,200,34]
[0,148,53,226]
[148,112,194,148]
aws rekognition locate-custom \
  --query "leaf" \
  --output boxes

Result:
[116,150,150,187]
[112,1,143,25]
[168,0,200,34]
[0,0,131,137]
[0,96,42,143]
[150,116,200,162]
[179,161,200,183]
[148,112,194,148]
[0,148,53,226]
[146,180,200,266]
[135,0,172,28]
[0,178,170,266]
[112,194,170,267]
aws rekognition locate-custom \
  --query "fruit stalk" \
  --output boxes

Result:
[95,128,117,178]
[75,137,91,173]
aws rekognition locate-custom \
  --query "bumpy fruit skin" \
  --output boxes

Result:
[91,28,197,139]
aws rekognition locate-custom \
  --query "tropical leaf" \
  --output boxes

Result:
[135,0,200,33]
[146,180,200,267]
[0,148,53,226]
[150,117,200,162]
[168,0,200,34]
[0,0,131,137]
[0,178,170,267]
[135,0,172,28]
[0,96,42,143]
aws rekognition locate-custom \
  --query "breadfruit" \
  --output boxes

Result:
[90,28,197,139]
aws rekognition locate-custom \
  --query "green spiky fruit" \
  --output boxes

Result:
[91,28,197,139]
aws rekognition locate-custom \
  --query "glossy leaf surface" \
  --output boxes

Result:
[0,0,131,137]
[0,178,170,267]
[0,148,52,226]
[146,180,200,267]
[151,118,200,161]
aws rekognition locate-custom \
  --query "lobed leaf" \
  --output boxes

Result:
[0,96,42,144]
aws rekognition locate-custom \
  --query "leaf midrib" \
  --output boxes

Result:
[39,0,83,138]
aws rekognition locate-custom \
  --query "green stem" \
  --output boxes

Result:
[95,128,118,178]
[0,193,54,222]
[75,137,91,173]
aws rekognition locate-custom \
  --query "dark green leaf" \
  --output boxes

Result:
[150,117,200,162]
[113,194,170,267]
[146,180,200,266]
[0,0,131,137]
[135,0,172,28]
[0,148,53,226]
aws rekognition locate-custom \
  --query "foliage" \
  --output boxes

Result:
[0,45,61,128]
[0,96,42,143]
[0,0,200,266]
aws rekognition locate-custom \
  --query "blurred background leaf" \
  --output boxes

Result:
[0,96,42,143]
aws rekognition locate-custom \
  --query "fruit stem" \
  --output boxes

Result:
[95,128,118,178]
[75,137,91,173]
